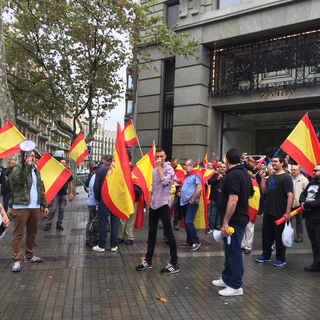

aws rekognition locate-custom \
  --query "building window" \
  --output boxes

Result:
[167,3,179,29]
[127,74,133,90]
[126,100,133,115]
[218,0,241,9]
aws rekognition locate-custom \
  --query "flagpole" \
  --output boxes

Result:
[131,120,143,158]
[264,147,281,170]
[71,173,87,188]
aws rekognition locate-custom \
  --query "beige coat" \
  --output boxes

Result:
[292,174,309,208]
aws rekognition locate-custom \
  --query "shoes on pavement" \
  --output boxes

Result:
[125,240,133,245]
[24,256,44,263]
[191,243,201,251]
[136,259,152,271]
[93,245,105,252]
[179,243,191,248]
[159,224,163,229]
[273,260,286,267]
[214,225,220,230]
[174,225,179,231]
[111,246,118,252]
[117,238,124,243]
[256,255,271,263]
[44,225,51,231]
[304,263,320,272]
[294,238,303,242]
[212,278,228,288]
[160,263,179,274]
[244,249,251,254]
[12,262,20,272]
[205,228,213,234]
[56,224,64,230]
[218,287,243,297]
[164,240,170,245]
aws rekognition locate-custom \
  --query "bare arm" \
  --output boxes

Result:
[69,181,73,198]
[189,184,202,203]
[221,194,238,237]
[283,192,294,221]
[259,170,267,194]
[0,203,9,228]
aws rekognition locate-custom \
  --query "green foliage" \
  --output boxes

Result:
[3,0,200,142]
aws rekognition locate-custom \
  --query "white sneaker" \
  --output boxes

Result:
[212,278,228,287]
[93,245,105,252]
[12,262,20,272]
[218,287,243,296]
[111,246,118,252]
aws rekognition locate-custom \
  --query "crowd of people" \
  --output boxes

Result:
[1,147,320,297]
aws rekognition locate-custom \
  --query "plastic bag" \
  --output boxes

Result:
[282,221,294,247]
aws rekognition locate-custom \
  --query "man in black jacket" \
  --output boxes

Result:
[300,163,320,272]
[0,159,16,213]
[92,155,119,252]
[206,163,226,233]
[212,149,253,297]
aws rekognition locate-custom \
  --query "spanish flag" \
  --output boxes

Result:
[101,123,135,220]
[36,152,72,204]
[174,163,186,186]
[0,120,25,158]
[248,179,260,223]
[281,113,320,176]
[123,119,138,147]
[68,133,89,165]
[133,143,156,229]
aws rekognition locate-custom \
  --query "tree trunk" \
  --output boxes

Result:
[0,3,17,164]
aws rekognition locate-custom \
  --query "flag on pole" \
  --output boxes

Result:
[133,143,156,229]
[101,123,135,220]
[123,119,138,147]
[280,113,320,176]
[36,152,72,204]
[0,120,26,158]
[257,156,266,166]
[247,156,255,167]
[68,133,89,165]
[222,154,226,163]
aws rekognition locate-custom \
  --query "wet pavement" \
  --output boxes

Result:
[0,187,319,319]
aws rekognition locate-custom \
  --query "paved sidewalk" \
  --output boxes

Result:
[0,187,319,320]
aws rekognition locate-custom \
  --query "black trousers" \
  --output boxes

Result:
[145,205,178,265]
[262,213,286,262]
[305,219,320,264]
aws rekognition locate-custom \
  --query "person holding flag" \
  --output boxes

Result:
[179,159,203,251]
[136,148,178,274]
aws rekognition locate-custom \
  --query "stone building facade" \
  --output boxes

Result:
[131,0,320,163]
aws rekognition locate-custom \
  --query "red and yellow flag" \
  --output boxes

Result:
[68,133,89,165]
[248,179,260,223]
[101,123,134,220]
[247,156,255,167]
[281,113,320,176]
[133,143,156,229]
[174,163,186,186]
[123,119,138,147]
[36,152,72,204]
[0,120,25,158]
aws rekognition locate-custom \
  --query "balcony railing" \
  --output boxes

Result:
[212,29,320,96]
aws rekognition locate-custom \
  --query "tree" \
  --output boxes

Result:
[0,1,15,128]
[3,0,199,143]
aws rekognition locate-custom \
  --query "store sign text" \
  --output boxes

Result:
[260,90,294,99]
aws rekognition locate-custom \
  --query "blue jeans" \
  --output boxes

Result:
[98,199,119,248]
[183,202,199,245]
[209,200,219,229]
[222,224,246,289]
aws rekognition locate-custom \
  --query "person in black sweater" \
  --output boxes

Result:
[206,163,226,233]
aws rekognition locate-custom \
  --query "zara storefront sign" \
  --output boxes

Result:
[260,90,294,99]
